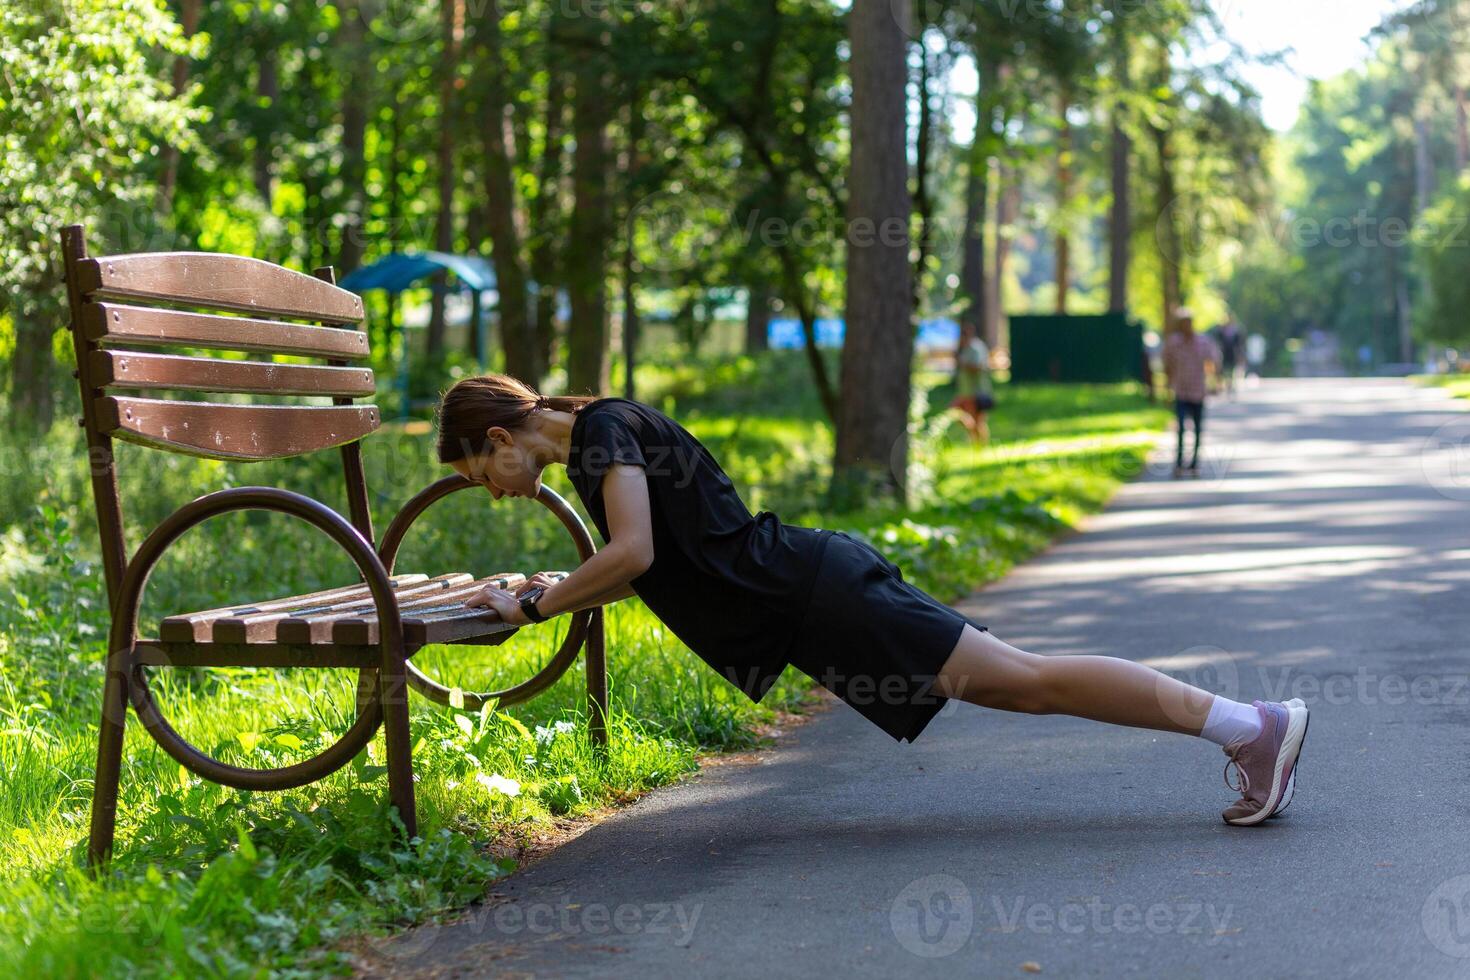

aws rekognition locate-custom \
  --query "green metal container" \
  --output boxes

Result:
[1008,313,1146,383]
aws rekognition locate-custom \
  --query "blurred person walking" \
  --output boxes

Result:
[1215,317,1246,398]
[948,324,995,445]
[1163,308,1222,478]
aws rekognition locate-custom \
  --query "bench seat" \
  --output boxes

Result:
[139,571,570,666]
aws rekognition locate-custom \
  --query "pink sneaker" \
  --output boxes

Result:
[1221,699,1310,826]
[1267,698,1307,818]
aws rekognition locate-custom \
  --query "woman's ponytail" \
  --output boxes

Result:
[436,374,598,463]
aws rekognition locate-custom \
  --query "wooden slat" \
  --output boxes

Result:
[97,397,379,461]
[82,303,370,360]
[248,574,477,644]
[277,578,496,646]
[159,575,429,643]
[334,573,534,646]
[403,607,522,648]
[76,253,364,323]
[136,641,380,669]
[90,350,376,398]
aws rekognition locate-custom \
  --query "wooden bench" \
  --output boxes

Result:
[60,226,609,867]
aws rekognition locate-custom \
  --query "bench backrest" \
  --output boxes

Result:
[60,225,380,603]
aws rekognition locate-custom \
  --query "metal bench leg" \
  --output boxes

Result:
[379,651,419,840]
[88,645,133,870]
[587,607,609,748]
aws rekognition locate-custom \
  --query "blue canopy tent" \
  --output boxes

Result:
[339,251,497,416]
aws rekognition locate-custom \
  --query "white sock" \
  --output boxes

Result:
[1199,696,1262,748]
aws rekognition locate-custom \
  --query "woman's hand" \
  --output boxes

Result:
[464,583,531,626]
[514,572,563,598]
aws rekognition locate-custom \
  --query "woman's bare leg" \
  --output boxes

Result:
[933,624,1212,736]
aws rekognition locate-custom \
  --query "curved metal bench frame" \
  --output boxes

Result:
[379,475,608,729]
[62,226,609,870]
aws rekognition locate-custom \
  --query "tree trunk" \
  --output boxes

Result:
[253,52,277,208]
[158,0,200,214]
[833,0,913,506]
[962,60,998,350]
[427,0,464,356]
[1109,16,1131,314]
[7,301,55,429]
[1054,89,1072,316]
[912,36,935,310]
[335,0,369,273]
[385,90,403,364]
[776,241,839,422]
[1152,122,1182,332]
[1395,269,1415,365]
[530,62,568,378]
[989,160,1018,352]
[960,142,988,339]
[745,286,771,353]
[1456,85,1469,174]
[1414,112,1435,215]
[566,37,612,395]
[620,91,646,400]
[477,3,537,384]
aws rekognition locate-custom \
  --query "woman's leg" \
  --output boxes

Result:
[973,409,990,444]
[1173,398,1188,471]
[933,624,1212,736]
[932,626,1311,824]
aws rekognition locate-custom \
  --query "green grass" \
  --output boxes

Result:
[1412,372,1470,401]
[0,350,1168,976]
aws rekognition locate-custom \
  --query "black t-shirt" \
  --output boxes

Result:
[565,397,834,702]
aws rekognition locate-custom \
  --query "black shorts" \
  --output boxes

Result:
[784,530,988,743]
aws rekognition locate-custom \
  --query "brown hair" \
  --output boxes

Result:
[436,374,598,463]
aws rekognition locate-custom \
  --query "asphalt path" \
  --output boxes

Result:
[366,378,1470,979]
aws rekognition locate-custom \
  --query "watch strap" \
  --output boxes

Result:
[519,588,548,623]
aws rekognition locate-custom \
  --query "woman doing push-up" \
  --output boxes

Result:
[434,375,1310,827]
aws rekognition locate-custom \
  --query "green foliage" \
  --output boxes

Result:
[0,0,201,420]
[1415,176,1470,347]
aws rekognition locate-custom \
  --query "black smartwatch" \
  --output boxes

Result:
[519,587,549,623]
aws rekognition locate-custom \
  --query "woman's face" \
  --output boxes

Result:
[449,427,543,500]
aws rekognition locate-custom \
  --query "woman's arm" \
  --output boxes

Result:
[555,580,639,614]
[465,463,654,624]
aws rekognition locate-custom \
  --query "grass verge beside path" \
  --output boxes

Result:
[0,351,1167,976]
[1412,373,1470,401]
